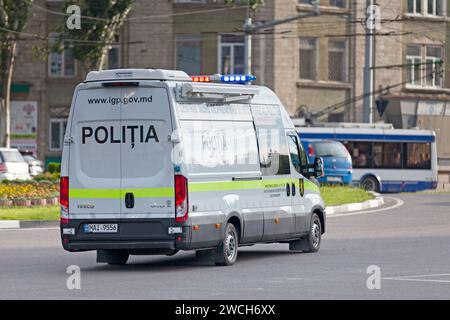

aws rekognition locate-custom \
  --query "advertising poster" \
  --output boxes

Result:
[10,100,38,155]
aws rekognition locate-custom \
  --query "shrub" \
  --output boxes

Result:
[34,172,60,182]
[47,163,57,173]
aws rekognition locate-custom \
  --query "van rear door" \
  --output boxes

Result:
[68,86,122,219]
[69,85,174,221]
[119,86,175,220]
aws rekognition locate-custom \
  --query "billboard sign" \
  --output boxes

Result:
[10,101,38,155]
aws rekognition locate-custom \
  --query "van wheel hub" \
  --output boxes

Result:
[311,221,321,249]
[225,231,236,261]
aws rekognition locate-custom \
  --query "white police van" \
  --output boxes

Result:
[60,69,326,266]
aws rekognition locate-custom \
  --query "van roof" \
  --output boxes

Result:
[85,69,191,82]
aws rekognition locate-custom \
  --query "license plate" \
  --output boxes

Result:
[83,224,118,234]
[327,176,343,182]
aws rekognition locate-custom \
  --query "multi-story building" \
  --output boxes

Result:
[6,0,450,177]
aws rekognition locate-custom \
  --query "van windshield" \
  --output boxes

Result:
[313,141,349,158]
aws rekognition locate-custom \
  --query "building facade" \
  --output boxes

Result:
[6,0,450,175]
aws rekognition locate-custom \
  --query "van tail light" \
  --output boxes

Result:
[175,175,188,223]
[60,176,70,224]
[308,144,315,157]
[0,163,6,173]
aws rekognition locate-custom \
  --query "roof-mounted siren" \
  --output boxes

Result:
[190,74,256,84]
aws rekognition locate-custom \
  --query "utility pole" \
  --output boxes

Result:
[243,1,320,75]
[363,0,376,123]
[244,17,252,75]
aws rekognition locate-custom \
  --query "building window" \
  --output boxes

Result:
[219,34,245,75]
[425,46,443,87]
[407,0,444,16]
[48,33,75,77]
[176,35,202,75]
[300,38,317,80]
[329,0,346,8]
[49,119,67,152]
[328,112,345,122]
[328,40,348,82]
[408,0,422,14]
[406,44,443,88]
[427,0,444,15]
[406,45,422,86]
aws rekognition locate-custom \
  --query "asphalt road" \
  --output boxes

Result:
[1,194,449,300]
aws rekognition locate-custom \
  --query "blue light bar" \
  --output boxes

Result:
[220,74,256,84]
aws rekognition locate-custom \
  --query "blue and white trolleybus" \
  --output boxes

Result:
[296,124,438,193]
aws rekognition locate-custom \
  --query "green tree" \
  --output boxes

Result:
[0,0,34,148]
[55,0,134,71]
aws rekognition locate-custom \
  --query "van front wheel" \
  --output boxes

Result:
[215,223,238,266]
[289,213,322,253]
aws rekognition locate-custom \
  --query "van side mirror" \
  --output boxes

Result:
[314,157,324,178]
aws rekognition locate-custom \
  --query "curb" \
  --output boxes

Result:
[0,220,59,229]
[325,193,384,215]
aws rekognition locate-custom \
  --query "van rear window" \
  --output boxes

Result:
[313,141,349,158]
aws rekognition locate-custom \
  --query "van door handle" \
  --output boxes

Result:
[291,183,296,196]
[125,192,134,209]
[286,183,291,197]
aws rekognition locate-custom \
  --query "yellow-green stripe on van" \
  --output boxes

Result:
[69,179,319,199]
[189,178,320,193]
[70,188,174,199]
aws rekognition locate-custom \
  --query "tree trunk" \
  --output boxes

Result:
[97,46,108,71]
[0,98,5,148]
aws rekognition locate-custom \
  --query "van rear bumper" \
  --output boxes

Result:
[65,240,176,251]
[61,218,189,252]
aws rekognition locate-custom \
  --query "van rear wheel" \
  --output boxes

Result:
[215,223,238,266]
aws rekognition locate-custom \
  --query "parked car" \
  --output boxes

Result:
[300,139,353,185]
[0,148,31,181]
[22,155,44,176]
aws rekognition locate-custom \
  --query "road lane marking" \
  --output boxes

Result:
[382,278,450,284]
[382,273,450,284]
[385,273,450,279]
[329,197,404,218]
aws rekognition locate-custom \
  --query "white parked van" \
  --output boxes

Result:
[60,69,326,266]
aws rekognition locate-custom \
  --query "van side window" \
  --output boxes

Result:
[288,135,309,176]
[179,120,260,174]
[256,128,290,176]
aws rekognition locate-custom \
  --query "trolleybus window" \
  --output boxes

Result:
[406,143,432,170]
[344,141,432,170]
